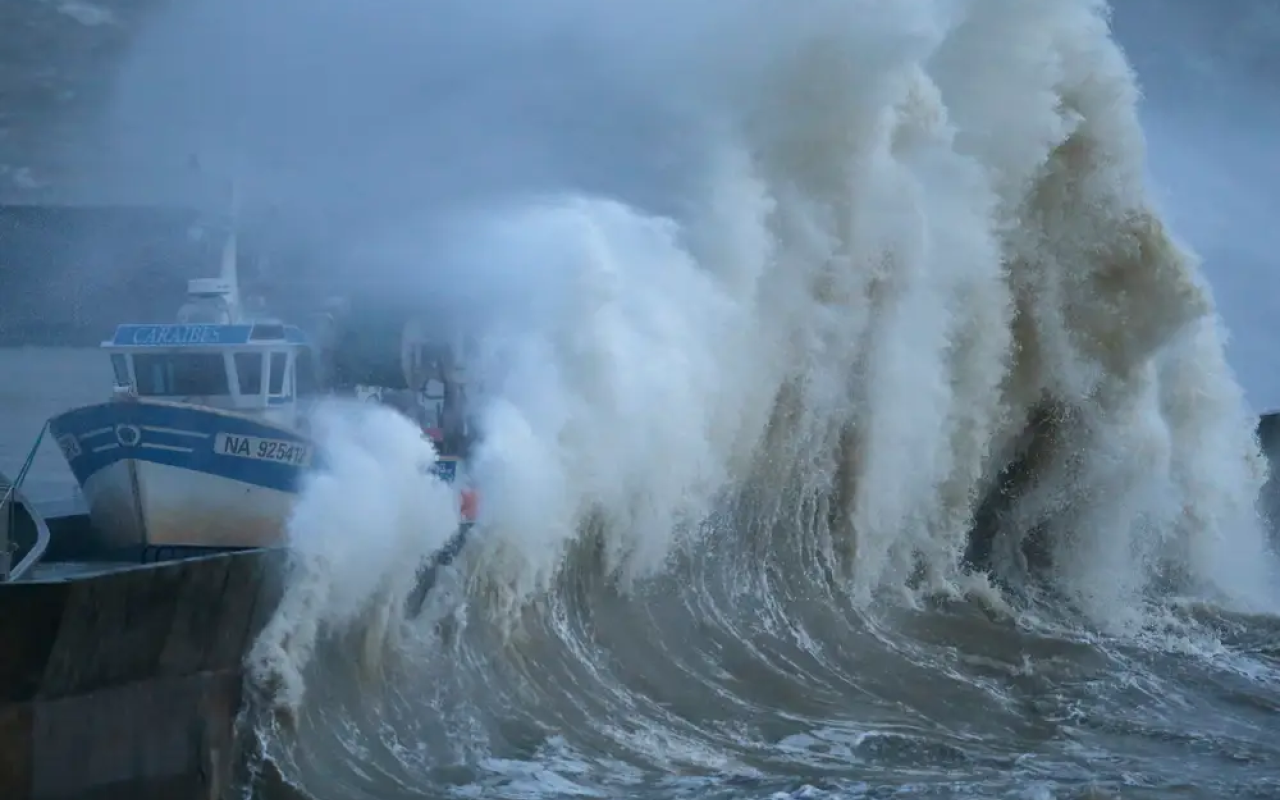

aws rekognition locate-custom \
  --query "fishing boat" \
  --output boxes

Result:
[46,222,474,562]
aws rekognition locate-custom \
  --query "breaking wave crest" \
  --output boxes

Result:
[213,0,1280,795]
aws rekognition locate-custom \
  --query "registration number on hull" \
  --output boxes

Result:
[215,432,312,467]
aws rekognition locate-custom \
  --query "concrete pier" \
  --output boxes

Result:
[0,548,285,799]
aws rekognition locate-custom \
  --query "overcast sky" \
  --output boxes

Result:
[1111,0,1280,410]
[3,0,1274,409]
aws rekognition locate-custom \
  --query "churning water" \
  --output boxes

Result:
[79,0,1280,797]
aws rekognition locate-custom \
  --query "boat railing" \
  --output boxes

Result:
[0,422,51,582]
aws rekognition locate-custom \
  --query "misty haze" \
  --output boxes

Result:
[1,1,1278,799]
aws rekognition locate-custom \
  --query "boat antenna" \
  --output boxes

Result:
[217,147,245,317]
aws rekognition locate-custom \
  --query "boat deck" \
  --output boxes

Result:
[22,560,141,580]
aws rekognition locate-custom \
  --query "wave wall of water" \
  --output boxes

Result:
[105,1,1280,796]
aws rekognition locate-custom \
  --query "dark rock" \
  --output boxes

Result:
[1258,411,1280,538]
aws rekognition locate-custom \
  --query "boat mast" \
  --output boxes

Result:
[177,158,245,325]
[218,175,243,318]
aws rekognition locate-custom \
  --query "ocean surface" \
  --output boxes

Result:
[4,345,1279,800]
[0,347,107,503]
[5,1,1280,799]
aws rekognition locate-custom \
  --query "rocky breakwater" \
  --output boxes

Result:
[0,548,286,799]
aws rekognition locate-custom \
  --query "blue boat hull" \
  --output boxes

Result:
[49,399,313,550]
[49,398,463,552]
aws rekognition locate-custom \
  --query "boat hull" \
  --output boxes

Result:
[80,458,296,549]
[49,399,311,551]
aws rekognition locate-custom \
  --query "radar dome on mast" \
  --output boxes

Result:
[177,226,243,324]
[177,173,245,325]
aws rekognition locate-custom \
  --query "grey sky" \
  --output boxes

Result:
[1110,0,1280,410]
[1,0,1274,408]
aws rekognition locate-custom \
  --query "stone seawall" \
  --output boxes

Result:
[0,549,285,799]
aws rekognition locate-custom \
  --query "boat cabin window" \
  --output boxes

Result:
[268,352,289,396]
[234,352,263,395]
[296,350,317,395]
[110,354,130,386]
[132,353,230,397]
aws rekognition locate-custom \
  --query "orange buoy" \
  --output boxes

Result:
[460,489,478,522]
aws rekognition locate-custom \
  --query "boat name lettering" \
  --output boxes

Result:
[129,325,223,346]
[214,432,311,467]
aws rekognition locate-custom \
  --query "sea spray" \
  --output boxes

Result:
[107,0,1280,792]
[246,400,459,713]
[203,0,1276,637]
